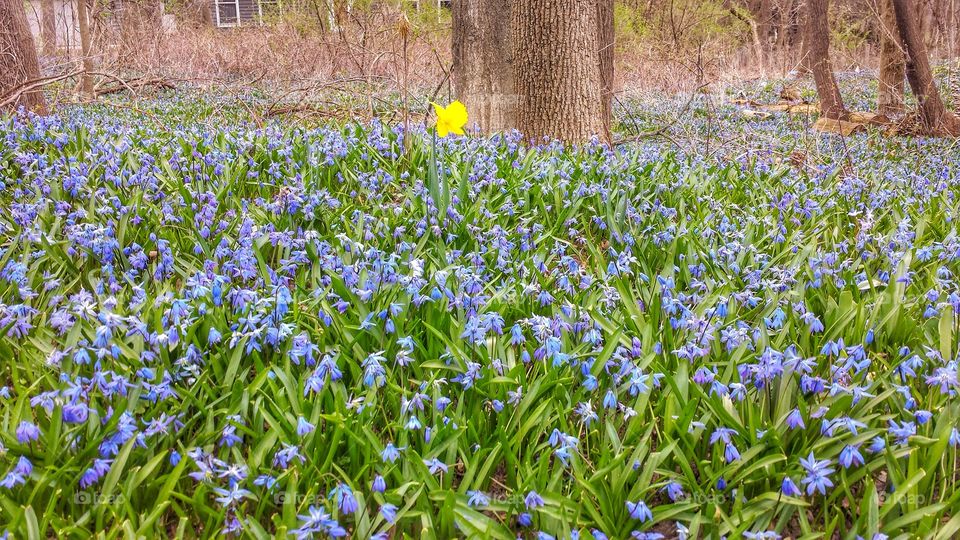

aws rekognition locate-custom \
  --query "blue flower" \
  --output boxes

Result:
[781,476,801,496]
[380,503,398,523]
[213,484,252,507]
[662,481,684,501]
[785,408,805,429]
[62,403,89,424]
[424,458,447,475]
[15,422,40,444]
[295,416,315,437]
[467,490,490,507]
[838,445,864,469]
[294,505,346,539]
[329,483,358,515]
[13,457,32,476]
[381,443,402,463]
[626,500,652,522]
[888,420,916,445]
[524,490,545,509]
[799,452,834,495]
[602,390,618,409]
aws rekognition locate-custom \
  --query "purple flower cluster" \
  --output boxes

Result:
[1,93,959,538]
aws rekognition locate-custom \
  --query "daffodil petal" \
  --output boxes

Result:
[432,101,468,137]
[446,101,468,127]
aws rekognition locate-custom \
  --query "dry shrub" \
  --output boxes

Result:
[89,2,448,92]
[69,0,957,101]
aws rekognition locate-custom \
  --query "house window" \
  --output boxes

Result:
[215,0,241,27]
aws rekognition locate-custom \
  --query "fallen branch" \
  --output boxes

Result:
[1,70,177,112]
[264,76,391,117]
[0,70,83,111]
[94,74,175,97]
[265,102,354,119]
[267,104,331,117]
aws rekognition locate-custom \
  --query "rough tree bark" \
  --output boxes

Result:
[451,0,517,133]
[0,0,48,114]
[597,0,614,142]
[878,0,905,116]
[41,0,57,56]
[452,0,613,142]
[805,0,848,119]
[512,0,607,143]
[77,0,95,98]
[891,0,960,134]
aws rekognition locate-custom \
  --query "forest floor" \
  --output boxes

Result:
[1,73,960,538]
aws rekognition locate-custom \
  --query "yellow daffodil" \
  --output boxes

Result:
[431,100,468,137]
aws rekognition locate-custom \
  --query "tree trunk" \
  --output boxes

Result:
[797,0,813,73]
[41,0,58,56]
[77,0,95,98]
[746,15,766,73]
[451,0,516,133]
[513,0,607,143]
[947,0,960,56]
[776,0,799,72]
[891,0,960,134]
[878,0,905,116]
[806,0,847,119]
[754,0,773,73]
[597,0,614,142]
[918,0,935,48]
[0,0,48,114]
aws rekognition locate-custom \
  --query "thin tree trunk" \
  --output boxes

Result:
[947,0,960,56]
[929,0,947,52]
[451,0,516,133]
[918,0,934,48]
[891,0,960,134]
[806,0,847,119]
[785,0,806,73]
[41,0,58,56]
[776,0,796,73]
[777,0,792,50]
[513,0,606,143]
[597,0,614,142]
[755,0,773,73]
[797,0,813,73]
[878,0,905,116]
[77,0,95,98]
[0,0,48,114]
[747,17,765,73]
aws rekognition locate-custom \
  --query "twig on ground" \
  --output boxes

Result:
[613,82,710,146]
